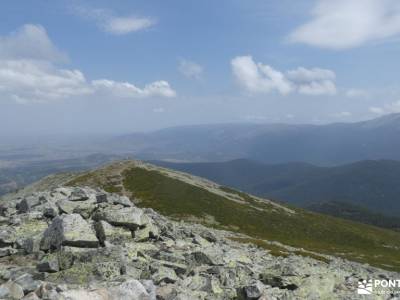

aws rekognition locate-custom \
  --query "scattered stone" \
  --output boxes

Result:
[94,207,150,229]
[17,196,41,214]
[94,220,132,245]
[0,186,398,300]
[0,227,16,247]
[40,214,99,250]
[151,266,178,284]
[68,188,90,201]
[21,292,41,300]
[0,281,24,300]
[108,194,133,207]
[14,273,42,294]
[37,255,60,273]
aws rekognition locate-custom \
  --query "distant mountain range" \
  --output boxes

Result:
[151,159,400,228]
[112,113,400,166]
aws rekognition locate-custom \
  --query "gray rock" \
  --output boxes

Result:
[21,292,40,300]
[94,261,122,280]
[0,226,16,247]
[151,266,178,284]
[40,214,99,250]
[68,188,90,201]
[0,281,24,300]
[56,199,96,219]
[37,255,60,273]
[56,200,76,215]
[94,220,132,244]
[14,273,42,294]
[17,196,41,214]
[108,279,152,300]
[134,223,159,242]
[109,194,133,207]
[96,193,108,204]
[42,203,58,219]
[0,247,16,257]
[243,281,265,299]
[94,207,150,230]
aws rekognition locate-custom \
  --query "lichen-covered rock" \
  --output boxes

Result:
[93,207,150,230]
[40,214,99,250]
[0,186,399,300]
[37,255,60,273]
[14,273,42,294]
[0,226,16,247]
[0,281,24,300]
[17,196,41,214]
[94,220,132,244]
[106,280,153,300]
[151,266,178,284]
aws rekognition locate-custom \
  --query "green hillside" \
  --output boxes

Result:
[66,161,400,272]
[151,159,400,221]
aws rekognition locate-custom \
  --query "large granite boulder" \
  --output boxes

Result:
[40,214,99,250]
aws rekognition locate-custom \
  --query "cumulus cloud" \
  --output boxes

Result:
[74,7,155,35]
[369,101,400,114]
[0,24,67,62]
[231,56,336,96]
[0,60,92,103]
[231,56,293,95]
[0,24,175,103]
[288,0,400,50]
[287,67,336,95]
[178,59,203,79]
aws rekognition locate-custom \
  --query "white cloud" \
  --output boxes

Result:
[74,7,155,35]
[287,67,336,95]
[0,24,175,103]
[288,0,400,50]
[0,60,92,103]
[231,56,336,96]
[0,24,67,62]
[178,59,203,79]
[231,56,293,95]
[105,16,155,35]
[369,101,400,114]
[92,79,176,98]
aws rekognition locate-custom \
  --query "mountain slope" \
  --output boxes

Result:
[2,187,397,299]
[151,159,400,219]
[110,113,400,165]
[22,160,400,272]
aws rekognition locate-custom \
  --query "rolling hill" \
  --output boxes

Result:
[151,159,400,220]
[14,160,400,272]
[110,113,400,166]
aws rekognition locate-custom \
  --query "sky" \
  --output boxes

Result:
[1,0,400,136]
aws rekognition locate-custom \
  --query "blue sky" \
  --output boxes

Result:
[1,0,400,136]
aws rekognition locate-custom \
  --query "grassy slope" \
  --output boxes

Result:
[67,162,400,272]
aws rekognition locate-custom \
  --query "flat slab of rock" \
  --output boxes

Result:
[40,214,99,250]
[94,207,150,230]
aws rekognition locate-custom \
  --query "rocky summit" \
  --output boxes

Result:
[0,187,398,300]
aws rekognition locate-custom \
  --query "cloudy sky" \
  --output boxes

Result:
[1,0,400,136]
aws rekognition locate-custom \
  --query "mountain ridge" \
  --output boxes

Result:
[150,158,400,221]
[109,113,400,165]
[8,159,400,273]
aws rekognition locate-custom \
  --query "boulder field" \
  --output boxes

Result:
[0,187,398,299]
